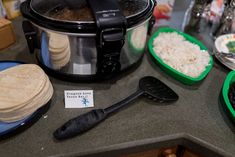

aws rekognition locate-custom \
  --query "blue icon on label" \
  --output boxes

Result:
[81,98,89,106]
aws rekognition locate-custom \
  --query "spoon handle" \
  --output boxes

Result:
[53,90,143,140]
[104,89,143,115]
[53,109,107,140]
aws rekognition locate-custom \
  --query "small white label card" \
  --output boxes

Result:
[64,90,94,108]
[73,63,91,75]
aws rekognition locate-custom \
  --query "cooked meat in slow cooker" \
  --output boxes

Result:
[50,7,93,21]
[48,1,139,21]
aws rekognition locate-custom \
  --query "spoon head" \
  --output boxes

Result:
[139,76,178,102]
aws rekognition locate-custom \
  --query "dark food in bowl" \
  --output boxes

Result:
[48,2,138,21]
[49,6,93,21]
[228,82,235,110]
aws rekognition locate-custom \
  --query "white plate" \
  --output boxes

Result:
[215,34,235,70]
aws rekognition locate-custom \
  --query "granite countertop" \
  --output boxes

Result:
[0,1,235,157]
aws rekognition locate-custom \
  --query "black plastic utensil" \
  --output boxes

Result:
[53,76,178,140]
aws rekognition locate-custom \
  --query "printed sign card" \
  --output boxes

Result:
[64,90,94,108]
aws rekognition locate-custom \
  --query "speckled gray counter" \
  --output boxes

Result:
[0,1,235,157]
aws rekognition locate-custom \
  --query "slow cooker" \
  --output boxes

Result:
[20,0,155,81]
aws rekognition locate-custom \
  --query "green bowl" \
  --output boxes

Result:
[221,71,235,122]
[148,27,213,85]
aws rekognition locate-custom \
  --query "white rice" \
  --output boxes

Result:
[153,32,210,78]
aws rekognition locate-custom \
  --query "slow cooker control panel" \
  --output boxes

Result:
[87,0,127,77]
[98,28,125,74]
[100,59,121,75]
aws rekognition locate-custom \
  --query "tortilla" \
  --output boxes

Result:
[0,64,47,111]
[52,47,71,69]
[50,45,70,61]
[48,32,69,53]
[0,76,53,122]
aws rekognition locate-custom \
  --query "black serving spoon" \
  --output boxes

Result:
[54,76,178,140]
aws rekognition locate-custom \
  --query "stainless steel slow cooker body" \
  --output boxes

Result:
[21,0,155,81]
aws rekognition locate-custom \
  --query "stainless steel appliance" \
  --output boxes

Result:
[21,0,155,81]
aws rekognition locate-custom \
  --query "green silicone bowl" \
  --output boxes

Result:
[148,27,213,85]
[221,71,235,122]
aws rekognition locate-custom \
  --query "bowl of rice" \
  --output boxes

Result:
[148,27,213,85]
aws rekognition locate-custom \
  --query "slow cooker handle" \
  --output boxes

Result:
[21,1,40,54]
[22,20,39,54]
[87,0,127,76]
[148,0,157,35]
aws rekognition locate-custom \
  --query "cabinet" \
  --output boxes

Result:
[119,146,202,157]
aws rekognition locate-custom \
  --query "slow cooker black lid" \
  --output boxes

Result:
[21,0,155,33]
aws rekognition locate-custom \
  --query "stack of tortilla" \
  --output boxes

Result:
[0,64,53,122]
[48,32,71,69]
